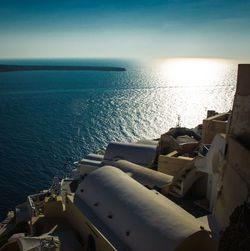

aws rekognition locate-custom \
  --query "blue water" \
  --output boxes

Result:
[0,58,239,220]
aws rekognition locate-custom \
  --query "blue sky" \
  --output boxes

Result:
[0,0,250,59]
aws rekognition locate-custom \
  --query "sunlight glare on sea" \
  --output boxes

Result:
[149,58,238,128]
[157,58,230,86]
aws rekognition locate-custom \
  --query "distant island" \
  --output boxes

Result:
[0,65,126,72]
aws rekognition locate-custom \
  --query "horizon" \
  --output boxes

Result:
[1,57,250,63]
[1,0,250,59]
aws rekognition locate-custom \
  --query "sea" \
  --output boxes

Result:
[0,58,246,220]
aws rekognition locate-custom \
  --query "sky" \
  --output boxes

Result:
[0,0,250,59]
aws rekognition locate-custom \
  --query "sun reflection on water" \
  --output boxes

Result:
[157,58,235,86]
[149,58,239,130]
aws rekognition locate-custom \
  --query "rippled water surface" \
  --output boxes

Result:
[0,58,244,219]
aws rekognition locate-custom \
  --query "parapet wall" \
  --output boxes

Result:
[228,64,250,148]
[213,64,250,230]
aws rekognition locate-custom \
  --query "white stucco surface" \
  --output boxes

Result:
[103,142,157,166]
[75,166,204,251]
[111,159,173,188]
